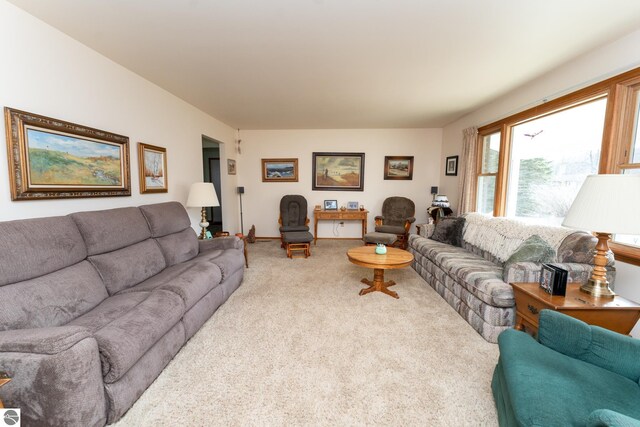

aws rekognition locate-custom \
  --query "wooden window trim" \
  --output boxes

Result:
[476,66,640,265]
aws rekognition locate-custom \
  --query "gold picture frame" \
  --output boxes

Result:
[261,158,298,182]
[384,156,414,180]
[4,107,130,200]
[138,143,168,193]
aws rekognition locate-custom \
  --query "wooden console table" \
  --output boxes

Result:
[511,282,640,336]
[313,209,368,245]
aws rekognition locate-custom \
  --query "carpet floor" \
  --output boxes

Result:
[114,240,499,426]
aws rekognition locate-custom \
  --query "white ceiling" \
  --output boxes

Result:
[9,0,640,129]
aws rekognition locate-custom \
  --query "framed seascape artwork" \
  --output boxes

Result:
[445,155,459,176]
[4,107,130,200]
[138,143,168,193]
[261,158,298,182]
[312,152,365,191]
[227,159,236,175]
[384,156,414,180]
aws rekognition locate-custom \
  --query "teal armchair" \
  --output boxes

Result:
[492,310,640,427]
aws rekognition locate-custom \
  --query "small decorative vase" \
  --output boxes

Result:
[375,243,387,255]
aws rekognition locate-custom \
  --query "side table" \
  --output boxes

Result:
[0,371,10,408]
[511,282,640,335]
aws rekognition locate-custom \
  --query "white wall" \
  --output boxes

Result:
[440,28,640,333]
[238,129,442,238]
[0,0,240,232]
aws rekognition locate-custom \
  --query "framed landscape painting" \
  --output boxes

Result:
[138,143,168,193]
[384,156,414,180]
[4,107,130,200]
[312,152,365,191]
[262,158,298,182]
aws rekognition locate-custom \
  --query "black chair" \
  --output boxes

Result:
[278,195,310,248]
[374,196,416,249]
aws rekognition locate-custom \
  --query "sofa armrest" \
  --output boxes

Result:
[0,326,90,354]
[538,310,640,382]
[587,409,640,427]
[198,236,243,253]
[503,262,614,285]
[0,327,106,425]
[415,223,435,238]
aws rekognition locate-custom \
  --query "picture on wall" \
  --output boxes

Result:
[4,107,130,200]
[262,158,298,182]
[227,159,237,175]
[445,155,459,176]
[384,156,414,180]
[312,152,365,191]
[138,143,168,193]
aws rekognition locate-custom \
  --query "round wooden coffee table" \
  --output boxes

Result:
[347,246,414,299]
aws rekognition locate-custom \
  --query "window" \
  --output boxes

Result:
[476,66,640,265]
[476,130,500,215]
[504,98,606,225]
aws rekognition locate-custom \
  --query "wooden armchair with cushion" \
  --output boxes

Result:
[278,195,310,248]
[374,196,416,249]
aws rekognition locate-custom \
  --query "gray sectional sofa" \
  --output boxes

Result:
[408,213,611,343]
[0,201,245,426]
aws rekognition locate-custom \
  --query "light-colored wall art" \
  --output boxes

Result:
[138,142,168,193]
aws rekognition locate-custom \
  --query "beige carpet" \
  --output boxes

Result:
[114,240,499,426]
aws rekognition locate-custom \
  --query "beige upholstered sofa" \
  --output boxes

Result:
[408,213,612,343]
[0,202,245,425]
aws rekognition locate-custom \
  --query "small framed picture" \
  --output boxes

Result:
[347,201,358,210]
[384,156,414,180]
[540,263,568,296]
[261,158,298,182]
[227,159,236,175]
[138,143,168,194]
[324,200,338,210]
[539,264,555,294]
[445,155,458,176]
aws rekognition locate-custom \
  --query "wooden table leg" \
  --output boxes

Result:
[314,217,318,246]
[514,314,525,331]
[359,268,399,299]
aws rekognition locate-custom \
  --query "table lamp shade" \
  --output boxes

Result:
[562,175,640,234]
[186,182,219,208]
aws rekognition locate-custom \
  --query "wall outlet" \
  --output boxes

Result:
[339,221,344,227]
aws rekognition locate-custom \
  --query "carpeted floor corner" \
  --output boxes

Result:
[114,240,499,426]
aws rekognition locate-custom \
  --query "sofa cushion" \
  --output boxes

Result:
[70,289,184,383]
[89,239,167,295]
[196,248,246,280]
[497,329,640,425]
[139,201,191,238]
[430,217,466,247]
[411,236,513,307]
[118,259,223,310]
[71,207,151,256]
[0,261,108,330]
[155,228,199,266]
[0,216,87,286]
[504,235,555,266]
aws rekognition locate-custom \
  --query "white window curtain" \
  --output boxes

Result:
[456,126,478,214]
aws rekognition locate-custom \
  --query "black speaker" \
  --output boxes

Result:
[430,186,438,194]
[237,186,245,194]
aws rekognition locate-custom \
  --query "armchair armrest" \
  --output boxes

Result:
[0,326,106,425]
[587,409,640,427]
[406,217,416,224]
[374,215,384,221]
[538,310,640,382]
[199,236,243,253]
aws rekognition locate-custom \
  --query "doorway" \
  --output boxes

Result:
[202,136,223,234]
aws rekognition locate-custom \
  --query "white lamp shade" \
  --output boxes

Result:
[562,174,640,234]
[186,182,220,208]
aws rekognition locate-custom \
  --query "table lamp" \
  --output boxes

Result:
[562,174,640,298]
[186,182,220,239]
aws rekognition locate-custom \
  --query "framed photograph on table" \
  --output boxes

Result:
[384,156,414,180]
[324,200,338,210]
[445,155,458,176]
[312,152,365,191]
[347,201,358,210]
[138,143,168,193]
[261,158,298,182]
[4,107,131,200]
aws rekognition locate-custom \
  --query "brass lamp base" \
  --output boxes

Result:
[580,278,615,298]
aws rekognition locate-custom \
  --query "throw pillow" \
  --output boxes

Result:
[505,235,555,266]
[430,217,466,247]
